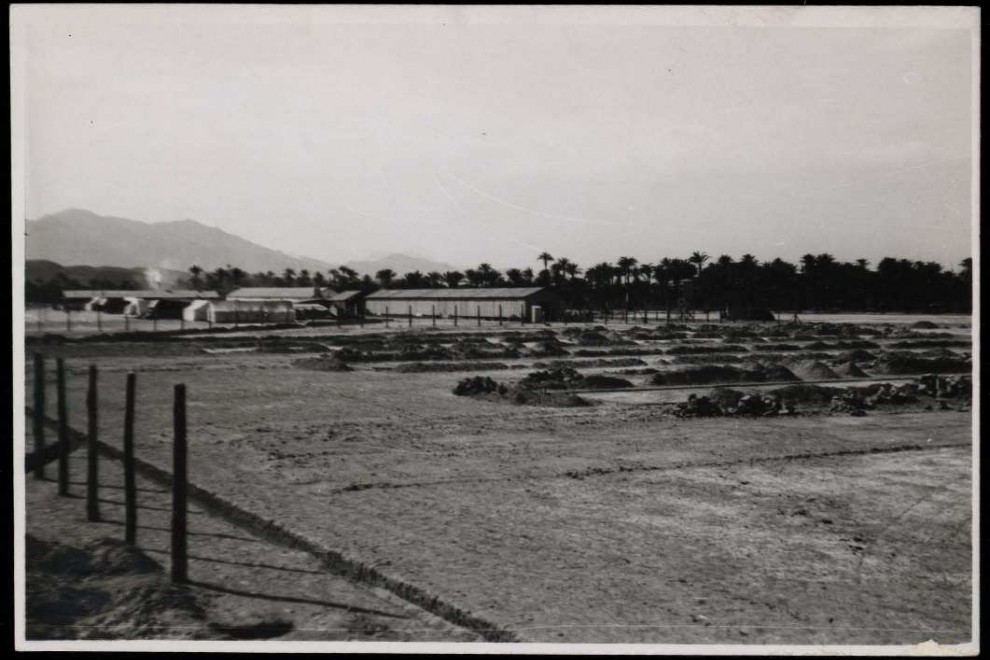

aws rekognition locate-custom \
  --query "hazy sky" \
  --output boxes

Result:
[15,6,978,271]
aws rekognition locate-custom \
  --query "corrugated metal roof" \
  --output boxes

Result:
[366,287,548,300]
[63,290,220,300]
[228,287,332,300]
[329,290,364,301]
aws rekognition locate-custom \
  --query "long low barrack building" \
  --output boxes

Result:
[364,287,564,322]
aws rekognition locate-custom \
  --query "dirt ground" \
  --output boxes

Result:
[21,315,975,645]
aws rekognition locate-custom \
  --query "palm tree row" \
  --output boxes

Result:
[173,253,972,314]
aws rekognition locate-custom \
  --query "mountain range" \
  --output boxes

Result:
[25,209,333,274]
[24,209,457,277]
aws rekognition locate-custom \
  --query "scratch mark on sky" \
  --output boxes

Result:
[439,168,625,228]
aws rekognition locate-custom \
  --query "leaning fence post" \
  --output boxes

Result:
[171,383,188,583]
[56,358,69,496]
[124,373,137,545]
[32,353,45,480]
[86,365,100,521]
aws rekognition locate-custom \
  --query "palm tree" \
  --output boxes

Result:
[464,268,483,288]
[338,266,359,288]
[562,260,581,282]
[376,269,396,289]
[538,252,555,273]
[688,251,709,278]
[188,265,204,290]
[282,268,297,286]
[426,271,444,288]
[443,271,464,288]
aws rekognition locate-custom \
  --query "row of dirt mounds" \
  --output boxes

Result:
[291,353,355,371]
[672,374,972,418]
[532,357,648,369]
[651,364,799,386]
[392,361,513,373]
[451,373,591,408]
[25,535,223,640]
[870,352,971,375]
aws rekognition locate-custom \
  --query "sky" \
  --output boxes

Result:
[14,5,978,272]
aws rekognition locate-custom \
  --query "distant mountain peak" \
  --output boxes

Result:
[342,253,460,277]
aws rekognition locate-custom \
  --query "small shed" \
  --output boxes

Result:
[182,300,212,322]
[328,290,365,317]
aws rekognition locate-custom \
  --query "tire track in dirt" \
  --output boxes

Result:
[321,440,971,495]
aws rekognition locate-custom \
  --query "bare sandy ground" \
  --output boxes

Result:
[21,316,974,645]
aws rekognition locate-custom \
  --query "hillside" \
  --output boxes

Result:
[343,253,459,277]
[25,209,333,274]
[25,260,189,289]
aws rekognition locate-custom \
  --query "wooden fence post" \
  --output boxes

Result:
[171,384,188,583]
[32,353,45,480]
[454,306,458,327]
[408,305,412,328]
[125,314,130,332]
[56,358,69,496]
[499,305,503,326]
[432,305,436,327]
[86,365,100,521]
[385,306,390,327]
[66,309,72,332]
[124,373,137,546]
[96,308,102,332]
[477,306,481,327]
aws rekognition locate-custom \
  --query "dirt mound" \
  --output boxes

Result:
[25,535,212,640]
[651,365,764,386]
[665,344,749,355]
[871,352,971,375]
[518,366,585,390]
[832,361,868,378]
[788,360,840,381]
[582,374,635,389]
[674,390,792,418]
[916,374,972,399]
[533,357,647,369]
[291,353,354,371]
[834,349,876,364]
[525,339,570,357]
[672,354,745,365]
[910,320,941,329]
[453,376,508,396]
[829,393,870,416]
[752,343,802,352]
[397,361,510,373]
[508,388,591,407]
[771,384,844,405]
[761,364,799,382]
